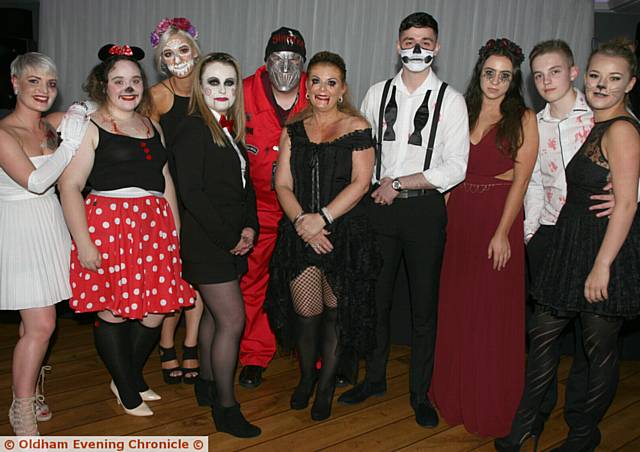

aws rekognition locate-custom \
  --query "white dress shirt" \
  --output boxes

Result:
[360,69,469,193]
[524,89,593,241]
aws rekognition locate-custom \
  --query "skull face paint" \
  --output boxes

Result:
[266,51,303,92]
[399,45,435,73]
[162,37,195,78]
[201,61,237,115]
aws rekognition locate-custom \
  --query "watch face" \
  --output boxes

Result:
[392,180,401,190]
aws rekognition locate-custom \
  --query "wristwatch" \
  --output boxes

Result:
[392,178,402,192]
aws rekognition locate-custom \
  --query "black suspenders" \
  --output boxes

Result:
[424,82,448,171]
[375,78,393,181]
[375,80,448,179]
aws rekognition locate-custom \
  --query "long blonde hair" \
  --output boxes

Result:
[189,52,245,145]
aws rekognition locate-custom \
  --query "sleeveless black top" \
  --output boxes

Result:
[159,94,190,148]
[88,120,167,192]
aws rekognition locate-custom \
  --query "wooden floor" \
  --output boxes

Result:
[1,318,640,451]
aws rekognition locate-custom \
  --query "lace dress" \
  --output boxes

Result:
[265,120,381,353]
[533,116,640,318]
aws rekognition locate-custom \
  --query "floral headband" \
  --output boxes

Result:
[479,38,524,66]
[150,17,198,48]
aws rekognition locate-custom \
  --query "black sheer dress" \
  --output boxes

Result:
[533,116,640,318]
[265,120,381,353]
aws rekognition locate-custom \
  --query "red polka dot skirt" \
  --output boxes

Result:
[69,194,196,319]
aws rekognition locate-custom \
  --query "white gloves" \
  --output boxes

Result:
[27,102,91,194]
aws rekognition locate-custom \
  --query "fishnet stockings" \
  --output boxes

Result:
[290,266,337,317]
[290,266,340,395]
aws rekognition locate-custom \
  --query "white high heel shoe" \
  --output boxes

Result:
[109,381,153,416]
[109,380,161,401]
[139,388,161,402]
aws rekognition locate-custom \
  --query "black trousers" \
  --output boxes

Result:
[527,225,589,430]
[364,192,446,403]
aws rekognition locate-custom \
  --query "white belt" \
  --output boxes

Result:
[90,187,163,198]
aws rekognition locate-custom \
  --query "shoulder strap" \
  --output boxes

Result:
[423,82,448,171]
[376,78,393,181]
[160,80,175,94]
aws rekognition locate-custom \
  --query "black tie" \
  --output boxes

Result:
[383,86,397,141]
[408,90,432,146]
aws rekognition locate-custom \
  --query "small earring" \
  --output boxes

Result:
[14,90,18,95]
[305,92,309,100]
[338,96,343,104]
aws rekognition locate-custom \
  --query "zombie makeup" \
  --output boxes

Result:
[266,51,303,92]
[162,37,195,77]
[201,61,237,114]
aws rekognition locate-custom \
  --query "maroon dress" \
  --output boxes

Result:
[429,127,525,437]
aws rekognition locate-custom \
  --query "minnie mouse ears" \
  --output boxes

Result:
[98,44,145,61]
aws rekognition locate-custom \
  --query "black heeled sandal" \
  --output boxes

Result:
[159,345,182,384]
[181,344,200,385]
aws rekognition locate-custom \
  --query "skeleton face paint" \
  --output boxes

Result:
[201,61,237,115]
[400,45,435,73]
[266,51,303,92]
[162,37,195,78]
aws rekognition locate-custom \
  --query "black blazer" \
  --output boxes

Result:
[172,114,258,265]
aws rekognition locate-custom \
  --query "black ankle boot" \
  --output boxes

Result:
[494,431,533,452]
[310,385,335,421]
[211,403,261,438]
[194,378,216,407]
[290,376,317,410]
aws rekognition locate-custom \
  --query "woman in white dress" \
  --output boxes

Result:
[0,52,87,436]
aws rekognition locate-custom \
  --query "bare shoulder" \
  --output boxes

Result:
[149,82,173,115]
[45,111,65,129]
[608,118,640,139]
[522,108,537,127]
[346,115,371,131]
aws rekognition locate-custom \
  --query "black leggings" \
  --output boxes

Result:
[507,307,623,443]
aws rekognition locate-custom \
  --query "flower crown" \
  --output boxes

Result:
[479,38,524,65]
[150,17,198,48]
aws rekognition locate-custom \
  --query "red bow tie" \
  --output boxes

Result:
[219,115,234,130]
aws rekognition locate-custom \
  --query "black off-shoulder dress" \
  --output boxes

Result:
[265,120,381,354]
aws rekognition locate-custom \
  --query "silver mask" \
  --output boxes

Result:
[267,51,303,92]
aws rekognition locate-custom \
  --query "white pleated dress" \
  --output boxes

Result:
[0,155,72,309]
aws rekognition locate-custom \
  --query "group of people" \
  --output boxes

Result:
[0,10,638,451]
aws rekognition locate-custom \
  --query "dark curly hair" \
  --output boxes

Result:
[83,56,151,114]
[465,38,526,160]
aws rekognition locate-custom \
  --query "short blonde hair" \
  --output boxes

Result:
[10,52,57,78]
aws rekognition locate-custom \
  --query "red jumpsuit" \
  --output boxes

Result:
[240,65,308,368]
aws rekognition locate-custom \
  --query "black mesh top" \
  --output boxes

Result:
[562,116,640,217]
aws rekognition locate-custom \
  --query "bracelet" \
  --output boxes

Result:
[320,207,334,225]
[292,211,305,224]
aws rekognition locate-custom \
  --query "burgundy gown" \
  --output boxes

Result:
[429,127,525,437]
